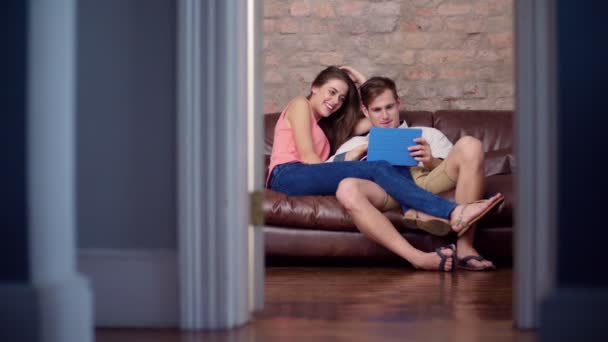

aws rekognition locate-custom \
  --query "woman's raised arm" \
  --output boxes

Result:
[339,65,367,86]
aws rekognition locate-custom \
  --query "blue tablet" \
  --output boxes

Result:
[367,127,422,166]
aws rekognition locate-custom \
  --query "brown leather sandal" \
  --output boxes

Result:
[451,195,505,237]
[403,209,453,236]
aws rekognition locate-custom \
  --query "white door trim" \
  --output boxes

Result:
[246,0,265,312]
[514,0,558,329]
[27,0,93,340]
[176,0,264,329]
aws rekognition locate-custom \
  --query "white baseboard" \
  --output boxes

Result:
[77,248,178,327]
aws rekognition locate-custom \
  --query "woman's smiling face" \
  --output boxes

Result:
[309,78,349,120]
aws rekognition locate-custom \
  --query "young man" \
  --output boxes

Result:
[331,76,496,271]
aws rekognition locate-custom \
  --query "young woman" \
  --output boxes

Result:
[266,66,502,272]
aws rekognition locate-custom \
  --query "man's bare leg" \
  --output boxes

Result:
[336,178,454,271]
[443,136,494,269]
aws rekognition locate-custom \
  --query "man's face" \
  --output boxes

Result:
[362,89,400,128]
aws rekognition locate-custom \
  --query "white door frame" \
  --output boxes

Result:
[176,0,264,329]
[514,0,558,329]
[28,0,93,340]
[246,0,266,312]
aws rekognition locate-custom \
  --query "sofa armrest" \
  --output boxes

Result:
[484,148,513,176]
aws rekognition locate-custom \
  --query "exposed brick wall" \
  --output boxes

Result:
[263,0,513,113]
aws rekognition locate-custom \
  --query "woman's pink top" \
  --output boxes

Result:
[266,98,330,187]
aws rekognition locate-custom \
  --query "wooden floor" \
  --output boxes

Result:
[97,267,537,342]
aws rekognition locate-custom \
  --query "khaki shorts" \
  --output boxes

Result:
[382,161,456,211]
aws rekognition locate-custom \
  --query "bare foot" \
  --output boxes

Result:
[450,193,504,234]
[410,245,454,272]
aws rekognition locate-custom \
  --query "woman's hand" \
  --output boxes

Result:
[339,65,367,86]
[353,117,372,135]
[345,143,368,161]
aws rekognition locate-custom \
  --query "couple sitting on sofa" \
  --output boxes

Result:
[266,65,503,272]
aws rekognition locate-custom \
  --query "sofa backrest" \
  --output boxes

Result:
[264,110,513,176]
[432,110,513,152]
[399,110,434,127]
[263,112,281,179]
[264,112,281,156]
[264,111,435,154]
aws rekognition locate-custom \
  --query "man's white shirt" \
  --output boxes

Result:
[327,121,453,165]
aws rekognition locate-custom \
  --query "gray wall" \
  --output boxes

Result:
[76,0,176,249]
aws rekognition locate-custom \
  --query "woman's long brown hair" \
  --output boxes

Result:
[307,66,362,154]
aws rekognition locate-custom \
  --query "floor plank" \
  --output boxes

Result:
[97,267,537,341]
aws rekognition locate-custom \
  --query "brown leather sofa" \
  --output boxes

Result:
[263,110,514,265]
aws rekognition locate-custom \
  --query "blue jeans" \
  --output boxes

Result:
[268,161,456,219]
